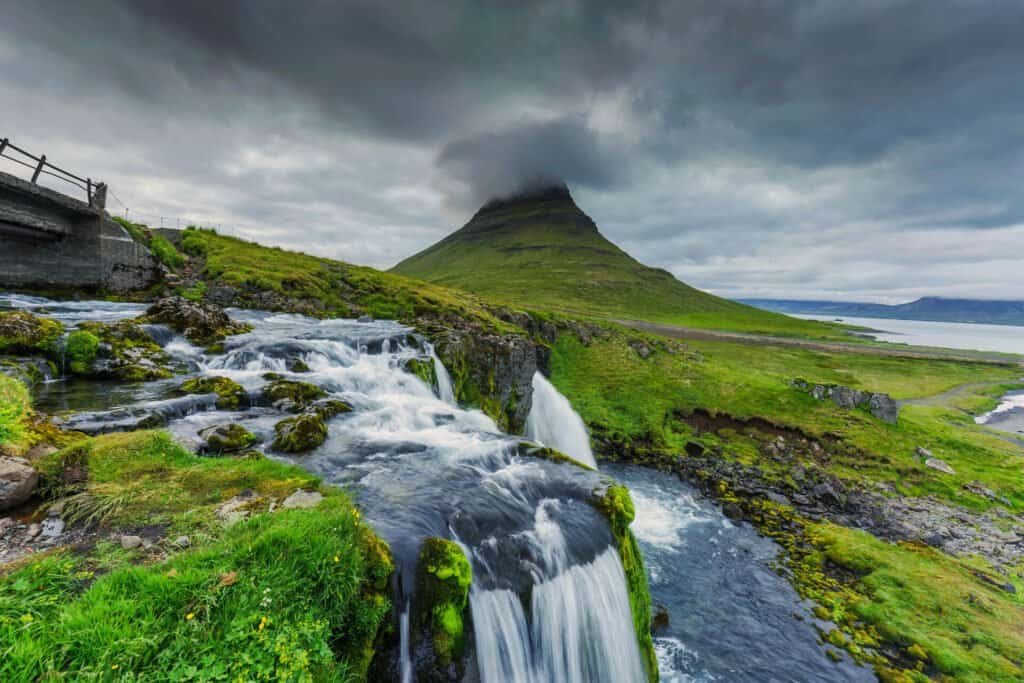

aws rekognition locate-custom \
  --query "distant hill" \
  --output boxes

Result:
[742,297,1024,327]
[392,184,845,339]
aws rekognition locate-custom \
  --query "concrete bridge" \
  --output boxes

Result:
[0,143,159,292]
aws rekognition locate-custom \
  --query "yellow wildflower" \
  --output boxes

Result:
[186,612,195,620]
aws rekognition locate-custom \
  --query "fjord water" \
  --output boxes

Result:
[796,313,1024,355]
[3,294,642,682]
[603,463,874,682]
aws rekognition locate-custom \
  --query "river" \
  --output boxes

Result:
[2,294,874,681]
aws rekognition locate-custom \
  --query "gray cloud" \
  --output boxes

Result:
[1,1,1023,300]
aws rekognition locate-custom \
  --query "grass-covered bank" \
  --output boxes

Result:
[0,423,393,681]
[548,327,1024,681]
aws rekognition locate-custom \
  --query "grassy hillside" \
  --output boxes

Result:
[392,186,849,339]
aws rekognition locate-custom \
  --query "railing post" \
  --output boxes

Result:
[31,154,46,183]
[87,178,93,206]
[0,138,7,156]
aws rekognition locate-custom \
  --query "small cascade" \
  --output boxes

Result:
[525,372,597,469]
[429,345,456,405]
[469,505,645,683]
[399,602,413,683]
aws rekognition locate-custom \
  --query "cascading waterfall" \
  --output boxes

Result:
[525,371,597,469]
[8,297,646,683]
[427,343,456,404]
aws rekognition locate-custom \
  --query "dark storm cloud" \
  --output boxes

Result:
[2,1,1023,299]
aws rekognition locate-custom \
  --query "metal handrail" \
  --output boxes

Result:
[0,136,102,207]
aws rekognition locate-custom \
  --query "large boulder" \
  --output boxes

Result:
[76,320,174,381]
[141,296,252,345]
[272,413,327,453]
[0,311,62,356]
[198,423,258,455]
[262,379,327,411]
[0,456,38,511]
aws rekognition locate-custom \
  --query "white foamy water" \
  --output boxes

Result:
[525,372,597,468]
[975,391,1024,423]
[629,489,712,553]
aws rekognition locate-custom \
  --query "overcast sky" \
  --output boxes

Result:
[3,1,1023,303]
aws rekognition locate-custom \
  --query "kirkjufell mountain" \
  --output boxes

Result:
[393,183,811,333]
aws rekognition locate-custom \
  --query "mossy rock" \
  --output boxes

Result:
[263,379,327,409]
[311,398,353,420]
[590,483,659,682]
[289,358,311,373]
[272,413,327,453]
[65,330,99,375]
[0,311,63,356]
[198,423,258,455]
[78,320,174,381]
[414,537,472,670]
[179,375,248,409]
[404,357,437,390]
[517,441,595,471]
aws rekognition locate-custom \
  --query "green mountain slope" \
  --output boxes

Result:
[393,185,845,339]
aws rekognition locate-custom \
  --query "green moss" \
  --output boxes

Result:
[0,374,30,446]
[404,358,437,391]
[149,234,185,270]
[78,320,173,381]
[518,441,596,471]
[272,413,327,453]
[311,399,353,420]
[200,423,258,454]
[414,537,472,668]
[179,375,248,410]
[0,431,393,681]
[591,484,658,682]
[0,311,63,356]
[262,380,327,409]
[64,330,99,375]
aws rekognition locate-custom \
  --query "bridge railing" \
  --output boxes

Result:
[0,137,106,209]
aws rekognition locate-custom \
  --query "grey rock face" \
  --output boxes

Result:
[120,534,143,550]
[281,489,324,509]
[791,379,899,423]
[0,456,38,511]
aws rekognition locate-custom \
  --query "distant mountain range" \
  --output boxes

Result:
[741,297,1024,327]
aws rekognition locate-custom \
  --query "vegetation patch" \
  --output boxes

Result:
[64,330,100,375]
[414,537,472,669]
[179,376,248,410]
[590,483,658,682]
[263,379,327,410]
[0,311,62,356]
[272,413,328,453]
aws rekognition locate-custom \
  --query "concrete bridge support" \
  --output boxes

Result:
[0,170,159,292]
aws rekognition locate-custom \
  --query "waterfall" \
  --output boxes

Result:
[471,549,645,683]
[525,372,597,469]
[429,345,456,405]
[11,297,646,682]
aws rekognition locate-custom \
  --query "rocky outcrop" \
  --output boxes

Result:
[75,319,175,381]
[197,423,258,455]
[792,379,899,423]
[0,311,62,355]
[272,413,328,453]
[140,296,252,345]
[412,538,473,682]
[0,456,38,511]
[178,376,249,409]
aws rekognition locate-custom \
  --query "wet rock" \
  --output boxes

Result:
[289,358,311,373]
[60,394,219,435]
[281,489,324,509]
[76,319,174,381]
[40,517,64,539]
[651,604,670,633]
[311,398,353,420]
[120,534,143,549]
[198,423,258,455]
[358,315,373,323]
[0,456,39,511]
[0,356,56,388]
[722,501,744,520]
[925,458,955,475]
[272,413,328,453]
[178,375,248,409]
[263,379,327,410]
[0,311,63,355]
[141,296,252,345]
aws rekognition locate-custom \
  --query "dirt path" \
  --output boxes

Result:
[614,319,1024,366]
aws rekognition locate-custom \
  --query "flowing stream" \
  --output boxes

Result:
[525,372,597,469]
[2,295,640,682]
